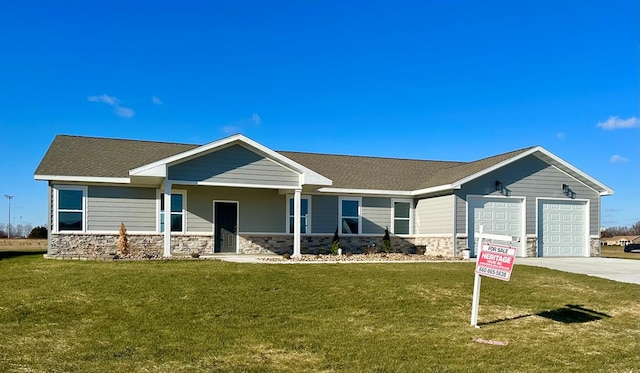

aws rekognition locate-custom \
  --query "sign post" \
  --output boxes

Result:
[470,225,517,328]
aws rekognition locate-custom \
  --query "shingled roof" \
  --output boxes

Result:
[35,135,198,178]
[35,134,534,191]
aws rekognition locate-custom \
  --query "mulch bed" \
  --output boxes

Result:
[260,253,464,262]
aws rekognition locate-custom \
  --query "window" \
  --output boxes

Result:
[287,196,310,233]
[393,200,412,235]
[159,192,185,232]
[56,186,86,232]
[339,197,361,234]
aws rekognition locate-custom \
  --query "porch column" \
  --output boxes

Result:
[163,180,172,257]
[293,188,302,258]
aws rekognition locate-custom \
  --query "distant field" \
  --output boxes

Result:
[0,239,47,251]
[601,245,640,260]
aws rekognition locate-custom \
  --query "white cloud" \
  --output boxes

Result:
[87,94,121,106]
[152,96,163,105]
[597,116,640,130]
[88,93,134,118]
[555,132,565,140]
[220,113,262,134]
[115,106,135,118]
[221,125,242,135]
[610,154,629,163]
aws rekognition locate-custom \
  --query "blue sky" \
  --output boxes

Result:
[0,1,638,230]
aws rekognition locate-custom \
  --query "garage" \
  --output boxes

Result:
[538,199,587,257]
[468,196,524,256]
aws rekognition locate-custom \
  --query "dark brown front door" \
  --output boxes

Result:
[214,202,237,253]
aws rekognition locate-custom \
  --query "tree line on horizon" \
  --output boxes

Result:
[601,221,640,238]
[0,223,47,239]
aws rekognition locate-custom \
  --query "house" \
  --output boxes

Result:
[34,134,614,258]
[601,236,640,246]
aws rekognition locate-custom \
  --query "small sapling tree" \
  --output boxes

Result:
[331,227,340,255]
[382,227,392,253]
[117,221,129,256]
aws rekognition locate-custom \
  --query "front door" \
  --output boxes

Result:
[214,202,238,253]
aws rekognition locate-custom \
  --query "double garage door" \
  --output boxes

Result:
[468,197,588,257]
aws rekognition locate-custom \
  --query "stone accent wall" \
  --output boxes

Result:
[411,236,454,257]
[456,236,468,257]
[172,236,213,255]
[238,234,454,257]
[590,238,601,257]
[49,234,163,258]
[48,234,214,258]
[526,236,537,257]
[43,233,514,259]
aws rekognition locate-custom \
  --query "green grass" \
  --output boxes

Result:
[0,254,639,372]
[601,245,640,260]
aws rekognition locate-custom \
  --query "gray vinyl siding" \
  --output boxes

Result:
[414,195,454,234]
[312,195,338,233]
[168,144,299,187]
[87,186,156,231]
[455,155,601,235]
[184,186,285,233]
[362,197,390,234]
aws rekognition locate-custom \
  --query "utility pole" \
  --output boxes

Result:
[4,195,12,238]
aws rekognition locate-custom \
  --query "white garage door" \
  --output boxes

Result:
[539,200,586,257]
[468,197,523,256]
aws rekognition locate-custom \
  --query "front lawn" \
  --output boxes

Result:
[0,254,638,372]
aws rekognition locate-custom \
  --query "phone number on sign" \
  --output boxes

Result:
[477,266,508,278]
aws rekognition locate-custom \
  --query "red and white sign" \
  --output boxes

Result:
[475,242,517,281]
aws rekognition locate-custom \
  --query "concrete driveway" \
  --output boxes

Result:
[517,257,640,285]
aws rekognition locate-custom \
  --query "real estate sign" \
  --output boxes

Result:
[475,242,517,281]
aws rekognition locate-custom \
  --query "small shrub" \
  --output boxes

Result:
[28,226,48,239]
[366,244,377,255]
[382,227,392,253]
[282,252,291,260]
[416,245,426,255]
[191,251,200,258]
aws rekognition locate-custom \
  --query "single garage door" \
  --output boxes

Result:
[538,200,587,257]
[468,197,523,256]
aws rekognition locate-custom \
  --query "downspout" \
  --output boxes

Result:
[47,182,52,254]
[452,192,457,257]
[163,179,172,257]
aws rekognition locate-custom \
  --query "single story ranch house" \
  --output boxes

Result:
[35,134,613,258]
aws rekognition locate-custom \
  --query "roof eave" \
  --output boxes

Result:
[449,146,615,195]
[34,174,131,184]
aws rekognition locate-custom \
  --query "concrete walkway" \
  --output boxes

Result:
[517,257,640,285]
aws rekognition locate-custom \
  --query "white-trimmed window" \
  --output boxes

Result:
[392,199,412,235]
[339,197,361,235]
[287,195,311,234]
[55,185,87,232]
[158,190,186,233]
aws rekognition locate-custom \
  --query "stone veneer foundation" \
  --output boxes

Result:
[46,234,601,258]
[48,234,212,258]
[48,233,455,258]
[239,234,455,257]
